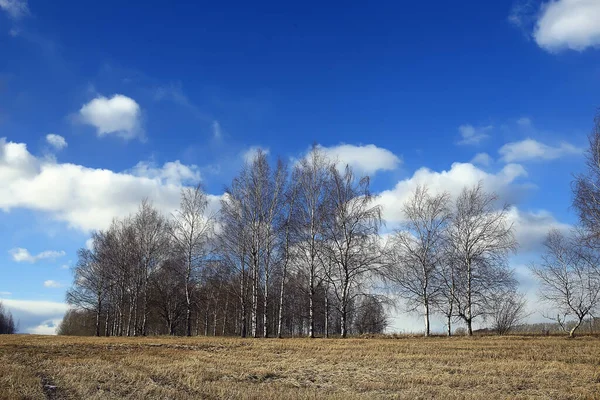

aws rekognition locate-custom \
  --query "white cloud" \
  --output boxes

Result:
[0,291,11,296]
[457,124,492,145]
[534,0,600,52]
[243,146,270,163]
[130,160,201,185]
[507,207,572,252]
[377,162,529,226]
[318,144,401,175]
[27,319,62,335]
[85,238,94,250]
[517,117,532,127]
[471,152,493,166]
[9,248,65,263]
[43,280,64,288]
[212,121,222,140]
[0,137,221,232]
[1,299,68,334]
[0,0,28,19]
[499,138,582,162]
[45,134,67,150]
[78,94,142,140]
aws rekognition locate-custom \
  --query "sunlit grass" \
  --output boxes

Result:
[1,335,599,399]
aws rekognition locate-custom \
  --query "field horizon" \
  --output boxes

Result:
[1,334,599,399]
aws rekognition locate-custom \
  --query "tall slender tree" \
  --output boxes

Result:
[446,183,518,336]
[386,186,451,336]
[170,185,214,336]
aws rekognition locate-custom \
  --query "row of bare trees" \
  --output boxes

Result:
[385,184,520,336]
[62,134,600,338]
[63,147,388,337]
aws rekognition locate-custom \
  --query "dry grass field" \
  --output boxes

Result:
[1,335,599,400]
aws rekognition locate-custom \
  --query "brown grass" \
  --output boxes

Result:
[1,335,599,399]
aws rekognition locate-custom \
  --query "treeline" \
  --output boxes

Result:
[61,148,388,338]
[0,301,16,334]
[62,115,600,338]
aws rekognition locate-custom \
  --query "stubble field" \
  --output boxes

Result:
[1,334,599,399]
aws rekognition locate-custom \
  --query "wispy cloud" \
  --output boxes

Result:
[499,138,583,162]
[9,248,66,263]
[43,280,64,288]
[457,124,492,145]
[0,0,29,19]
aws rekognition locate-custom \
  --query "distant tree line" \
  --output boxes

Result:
[0,301,16,334]
[61,112,600,338]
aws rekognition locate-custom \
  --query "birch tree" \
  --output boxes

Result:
[133,199,169,335]
[322,165,383,338]
[66,233,108,337]
[386,186,450,336]
[291,146,332,338]
[170,185,214,336]
[530,229,600,337]
[447,183,518,336]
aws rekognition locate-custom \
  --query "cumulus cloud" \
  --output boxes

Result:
[45,134,67,150]
[318,144,401,175]
[471,152,493,166]
[457,124,492,145]
[43,280,64,288]
[534,0,600,52]
[78,94,142,140]
[499,138,582,162]
[377,162,530,225]
[1,299,68,334]
[0,0,28,19]
[9,248,65,263]
[0,137,221,231]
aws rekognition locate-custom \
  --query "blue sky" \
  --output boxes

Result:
[1,0,599,334]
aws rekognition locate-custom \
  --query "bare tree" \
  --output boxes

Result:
[291,146,332,338]
[488,289,528,335]
[170,185,214,336]
[386,186,450,336]
[436,257,458,336]
[447,183,518,336]
[66,233,108,337]
[0,301,16,334]
[277,181,298,338]
[530,229,600,337]
[573,111,600,243]
[322,165,383,338]
[133,199,170,335]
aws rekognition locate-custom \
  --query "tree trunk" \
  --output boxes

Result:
[308,275,315,338]
[95,298,102,337]
[263,267,269,338]
[277,272,286,338]
[446,314,452,337]
[466,258,473,337]
[570,317,584,338]
[251,258,258,338]
[324,291,329,339]
[424,301,430,337]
